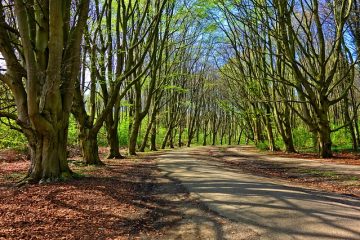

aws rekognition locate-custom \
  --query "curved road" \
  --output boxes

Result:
[157,147,360,240]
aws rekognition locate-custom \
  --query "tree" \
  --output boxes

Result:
[0,0,90,183]
[72,0,167,161]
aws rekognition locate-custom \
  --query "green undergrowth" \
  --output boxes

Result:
[3,172,27,182]
[1,114,359,155]
[297,168,359,182]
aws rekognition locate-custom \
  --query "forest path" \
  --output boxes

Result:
[156,147,360,240]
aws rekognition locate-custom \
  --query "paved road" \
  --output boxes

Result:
[157,147,360,240]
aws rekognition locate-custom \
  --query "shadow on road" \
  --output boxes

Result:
[158,151,360,239]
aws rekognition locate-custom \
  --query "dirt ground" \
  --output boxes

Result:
[0,149,163,239]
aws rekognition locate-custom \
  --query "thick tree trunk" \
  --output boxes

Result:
[106,118,123,159]
[107,127,123,159]
[26,124,72,183]
[79,128,103,165]
[283,127,296,153]
[318,128,332,158]
[317,112,332,158]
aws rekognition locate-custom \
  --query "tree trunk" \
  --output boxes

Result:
[27,124,72,183]
[237,129,243,145]
[150,120,157,151]
[283,126,296,153]
[196,124,200,144]
[107,124,123,159]
[317,110,332,158]
[106,116,123,159]
[178,126,183,147]
[318,127,332,158]
[162,125,172,149]
[212,130,217,145]
[79,128,103,165]
[139,107,158,152]
[228,131,232,145]
[220,128,225,145]
[354,114,360,149]
[203,128,207,146]
[263,109,276,151]
[129,117,141,155]
[283,108,296,153]
[169,128,175,148]
[350,90,360,145]
[274,102,296,153]
[253,116,262,145]
[139,121,153,152]
[187,131,194,147]
[344,97,357,151]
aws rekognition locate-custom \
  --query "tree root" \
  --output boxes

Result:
[16,170,75,186]
[16,175,37,187]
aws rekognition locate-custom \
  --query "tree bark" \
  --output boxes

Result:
[0,0,90,183]
[129,117,141,155]
[27,123,72,183]
[317,109,332,158]
[162,124,173,149]
[106,121,123,159]
[140,107,158,152]
[344,96,358,151]
[105,114,123,159]
[79,128,102,165]
[150,119,157,151]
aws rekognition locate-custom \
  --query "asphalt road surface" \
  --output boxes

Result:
[157,147,360,240]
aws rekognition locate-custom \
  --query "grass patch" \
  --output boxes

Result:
[298,169,338,178]
[3,172,26,181]
[68,159,103,177]
[297,168,359,182]
[72,172,87,179]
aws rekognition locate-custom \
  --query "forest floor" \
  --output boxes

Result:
[0,148,176,239]
[1,145,360,239]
